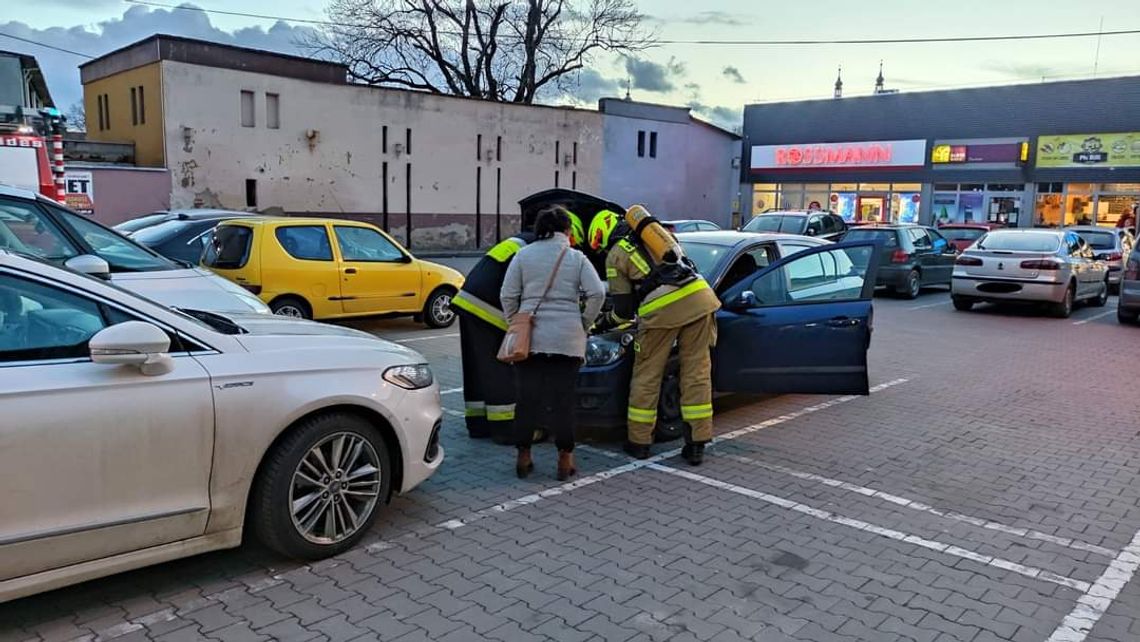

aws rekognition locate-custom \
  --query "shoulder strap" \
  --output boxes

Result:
[532,246,569,314]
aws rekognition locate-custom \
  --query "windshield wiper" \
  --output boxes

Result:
[176,308,247,335]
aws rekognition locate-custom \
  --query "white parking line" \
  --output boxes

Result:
[1046,528,1140,642]
[718,453,1116,558]
[1072,310,1116,325]
[441,408,465,418]
[908,300,949,310]
[439,387,464,396]
[648,463,1091,593]
[396,332,460,343]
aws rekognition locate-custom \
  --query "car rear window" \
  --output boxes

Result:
[1074,230,1116,250]
[842,228,899,248]
[203,225,253,269]
[743,215,806,234]
[939,228,986,242]
[977,232,1061,253]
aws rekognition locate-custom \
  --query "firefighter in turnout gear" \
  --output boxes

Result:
[451,213,585,443]
[588,208,720,465]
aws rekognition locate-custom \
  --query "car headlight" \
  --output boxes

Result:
[585,333,631,367]
[383,364,434,390]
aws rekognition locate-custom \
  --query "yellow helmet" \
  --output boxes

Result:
[567,211,584,248]
[588,209,620,251]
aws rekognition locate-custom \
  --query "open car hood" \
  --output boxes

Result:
[519,189,626,233]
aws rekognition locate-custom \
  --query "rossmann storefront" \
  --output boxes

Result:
[742,75,1140,229]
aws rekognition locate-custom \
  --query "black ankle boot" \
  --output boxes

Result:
[681,443,704,466]
[623,441,651,460]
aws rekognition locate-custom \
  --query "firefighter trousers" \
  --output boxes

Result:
[458,313,516,441]
[627,314,717,446]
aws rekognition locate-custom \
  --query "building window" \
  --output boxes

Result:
[266,93,280,129]
[382,161,389,231]
[96,95,106,131]
[555,141,560,166]
[649,132,658,158]
[245,179,258,208]
[637,131,645,157]
[572,171,577,189]
[496,136,502,161]
[555,170,560,188]
[477,134,482,160]
[573,141,578,165]
[240,90,256,127]
[382,125,388,154]
[138,86,145,124]
[130,87,138,126]
[405,128,412,155]
[475,166,482,215]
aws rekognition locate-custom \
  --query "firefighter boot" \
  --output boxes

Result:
[516,447,534,479]
[623,441,651,460]
[557,450,577,481]
[681,443,705,466]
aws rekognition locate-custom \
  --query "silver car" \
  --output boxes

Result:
[951,229,1109,318]
[1069,226,1135,291]
[1118,241,1140,324]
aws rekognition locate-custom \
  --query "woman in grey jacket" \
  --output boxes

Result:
[501,207,605,480]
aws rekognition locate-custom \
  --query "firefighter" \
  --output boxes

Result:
[451,213,584,443]
[589,209,720,465]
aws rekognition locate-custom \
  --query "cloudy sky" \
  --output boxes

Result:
[5,0,1140,130]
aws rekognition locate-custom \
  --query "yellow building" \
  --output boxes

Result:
[81,47,165,167]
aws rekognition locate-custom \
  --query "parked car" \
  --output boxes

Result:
[742,210,848,241]
[0,184,269,314]
[1069,226,1135,292]
[114,209,258,237]
[0,249,444,602]
[1118,239,1140,324]
[662,219,722,233]
[204,218,464,327]
[578,232,877,437]
[937,224,995,253]
[132,214,252,264]
[842,225,957,299]
[952,229,1109,318]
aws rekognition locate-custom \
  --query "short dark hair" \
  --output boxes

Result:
[534,206,572,240]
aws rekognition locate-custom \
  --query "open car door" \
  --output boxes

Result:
[713,240,882,396]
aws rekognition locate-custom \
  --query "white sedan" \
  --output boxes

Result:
[0,250,444,602]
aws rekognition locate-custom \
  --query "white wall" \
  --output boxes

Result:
[161,61,602,249]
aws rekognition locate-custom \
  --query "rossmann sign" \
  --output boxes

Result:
[751,139,927,171]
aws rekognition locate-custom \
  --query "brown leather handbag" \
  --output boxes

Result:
[498,246,568,364]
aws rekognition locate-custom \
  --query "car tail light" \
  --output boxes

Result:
[955,256,982,266]
[1097,252,1122,261]
[890,249,910,263]
[1125,258,1139,280]
[241,284,262,295]
[1020,259,1062,270]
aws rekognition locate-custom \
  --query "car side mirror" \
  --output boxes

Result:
[64,254,111,279]
[90,321,174,376]
[729,290,758,311]
[401,254,414,263]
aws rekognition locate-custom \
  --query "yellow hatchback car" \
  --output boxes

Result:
[202,218,464,327]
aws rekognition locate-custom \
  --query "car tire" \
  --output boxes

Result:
[654,367,685,443]
[423,289,456,328]
[952,296,974,312]
[1051,284,1075,319]
[1119,308,1139,325]
[1091,279,1109,308]
[271,296,312,320]
[898,270,921,300]
[251,412,391,559]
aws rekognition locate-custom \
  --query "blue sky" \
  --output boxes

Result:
[5,0,1140,128]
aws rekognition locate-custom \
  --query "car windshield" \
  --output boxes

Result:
[49,205,179,272]
[114,213,170,234]
[1075,230,1116,250]
[842,228,899,248]
[743,215,806,234]
[977,232,1061,252]
[939,228,986,242]
[679,241,731,279]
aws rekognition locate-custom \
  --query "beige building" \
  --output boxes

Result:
[81,36,602,250]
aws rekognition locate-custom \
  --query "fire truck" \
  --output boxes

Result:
[0,106,66,201]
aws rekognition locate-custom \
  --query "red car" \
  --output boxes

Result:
[937,223,998,252]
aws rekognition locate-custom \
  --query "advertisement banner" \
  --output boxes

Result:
[64,171,94,215]
[1036,132,1140,168]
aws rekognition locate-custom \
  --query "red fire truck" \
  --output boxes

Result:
[0,107,65,201]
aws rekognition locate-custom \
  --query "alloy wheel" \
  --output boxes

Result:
[431,293,455,326]
[275,305,306,319]
[289,432,382,545]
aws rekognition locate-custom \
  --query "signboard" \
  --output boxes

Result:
[751,139,926,171]
[931,142,1026,165]
[64,171,95,215]
[1036,132,1140,168]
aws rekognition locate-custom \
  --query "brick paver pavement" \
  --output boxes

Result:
[2,293,1138,641]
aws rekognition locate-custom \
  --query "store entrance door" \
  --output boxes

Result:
[985,196,1021,227]
[858,195,886,223]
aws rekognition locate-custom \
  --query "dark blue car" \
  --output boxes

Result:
[576,232,882,440]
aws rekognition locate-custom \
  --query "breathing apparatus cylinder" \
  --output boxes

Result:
[624,204,684,265]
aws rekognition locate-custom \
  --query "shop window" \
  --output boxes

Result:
[933,193,958,225]
[987,184,1023,192]
[893,192,921,224]
[754,183,779,192]
[891,183,922,191]
[1096,195,1138,227]
[957,192,984,224]
[804,191,829,211]
[1066,193,1094,226]
[1100,183,1140,193]
[1037,182,1064,194]
[830,183,858,191]
[934,183,958,192]
[752,190,777,214]
[1035,194,1063,228]
[960,184,984,192]
[857,183,890,192]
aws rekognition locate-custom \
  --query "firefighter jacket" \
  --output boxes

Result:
[605,238,720,329]
[451,232,537,330]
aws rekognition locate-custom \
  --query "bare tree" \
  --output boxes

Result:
[65,102,86,132]
[309,0,652,103]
